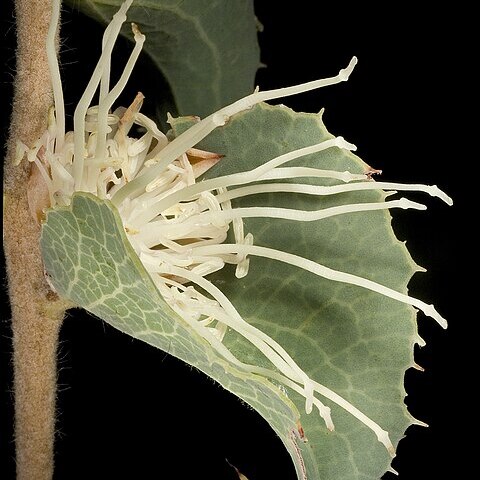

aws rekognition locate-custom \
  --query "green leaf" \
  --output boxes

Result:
[40,192,318,479]
[170,103,421,479]
[67,0,260,117]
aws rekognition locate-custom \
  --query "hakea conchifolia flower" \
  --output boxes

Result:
[17,0,452,456]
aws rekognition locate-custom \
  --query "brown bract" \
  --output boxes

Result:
[27,146,51,223]
[186,147,224,178]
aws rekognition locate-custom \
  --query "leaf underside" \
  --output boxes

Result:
[68,0,260,118]
[41,191,313,474]
[42,103,421,479]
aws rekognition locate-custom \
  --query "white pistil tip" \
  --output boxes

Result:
[131,22,144,40]
[424,304,448,329]
[339,56,358,81]
[324,409,334,432]
[305,401,313,415]
[377,430,395,457]
[334,136,357,151]
[431,184,453,206]
[399,198,427,210]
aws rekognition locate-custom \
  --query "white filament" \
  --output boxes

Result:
[110,60,358,205]
[73,0,133,190]
[46,0,65,151]
[214,181,453,206]
[95,24,145,168]
[129,137,356,227]
[189,243,448,329]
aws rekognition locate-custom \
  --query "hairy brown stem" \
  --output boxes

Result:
[4,0,67,478]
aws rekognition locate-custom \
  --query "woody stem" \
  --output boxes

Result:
[4,1,67,478]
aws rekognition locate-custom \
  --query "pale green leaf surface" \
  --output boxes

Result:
[67,0,260,117]
[171,103,421,479]
[40,192,318,479]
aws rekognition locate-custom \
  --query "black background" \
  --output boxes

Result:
[1,1,469,479]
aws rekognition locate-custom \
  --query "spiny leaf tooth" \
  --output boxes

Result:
[387,465,399,475]
[411,361,425,372]
[410,417,429,428]
[414,334,427,347]
[415,264,427,273]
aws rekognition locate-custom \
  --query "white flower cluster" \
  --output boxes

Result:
[17,0,452,455]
